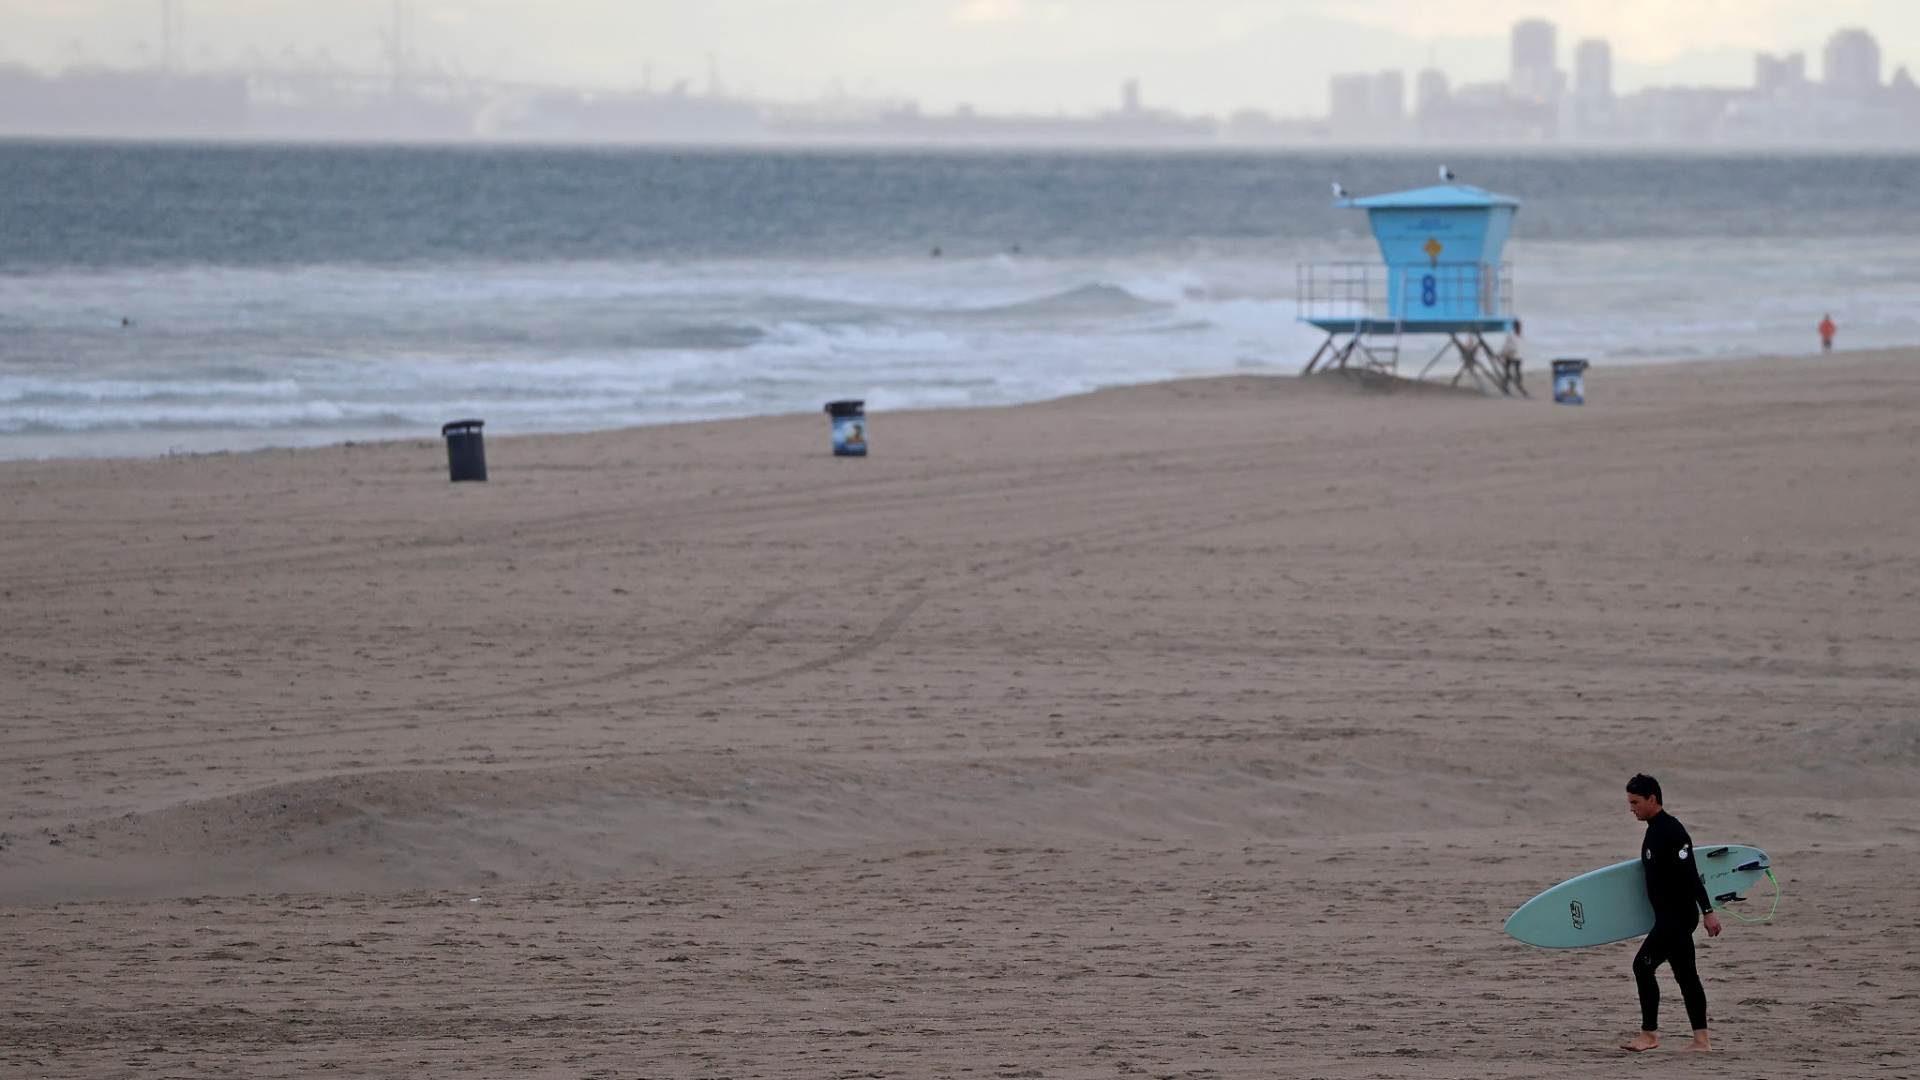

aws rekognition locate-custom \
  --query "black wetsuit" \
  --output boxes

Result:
[1634,810,1713,1033]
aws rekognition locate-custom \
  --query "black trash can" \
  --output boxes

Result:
[441,418,487,481]
[825,399,867,457]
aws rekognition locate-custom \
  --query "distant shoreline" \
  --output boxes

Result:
[18,133,1920,155]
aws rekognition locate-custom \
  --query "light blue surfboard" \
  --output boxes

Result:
[1503,844,1771,948]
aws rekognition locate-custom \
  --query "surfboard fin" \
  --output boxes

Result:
[1734,859,1767,873]
[1714,891,1746,904]
[1704,846,1731,858]
[1715,869,1782,924]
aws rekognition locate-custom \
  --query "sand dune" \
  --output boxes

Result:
[3,353,1917,1077]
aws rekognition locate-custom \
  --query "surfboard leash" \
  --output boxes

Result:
[1712,868,1781,924]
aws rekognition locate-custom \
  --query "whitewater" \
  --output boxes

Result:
[5,146,1919,460]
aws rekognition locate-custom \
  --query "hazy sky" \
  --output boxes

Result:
[5,1,1918,114]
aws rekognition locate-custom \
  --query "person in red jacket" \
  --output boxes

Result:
[1819,314,1836,353]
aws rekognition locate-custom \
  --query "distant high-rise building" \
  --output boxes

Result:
[1328,71,1407,136]
[1329,73,1374,128]
[1573,39,1612,101]
[1372,70,1406,123]
[1415,69,1450,118]
[1511,19,1560,102]
[1755,52,1807,95]
[1824,28,1881,92]
[1564,38,1614,141]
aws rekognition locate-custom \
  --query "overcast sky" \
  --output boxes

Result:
[5,1,1918,115]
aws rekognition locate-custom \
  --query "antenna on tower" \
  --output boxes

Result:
[387,0,408,99]
[160,0,181,72]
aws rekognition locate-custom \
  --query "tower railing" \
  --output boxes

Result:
[1299,261,1512,326]
[1297,262,1389,324]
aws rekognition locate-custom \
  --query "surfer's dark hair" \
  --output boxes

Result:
[1626,774,1662,804]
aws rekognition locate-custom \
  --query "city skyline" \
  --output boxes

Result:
[1318,20,1918,145]
[6,1,1920,118]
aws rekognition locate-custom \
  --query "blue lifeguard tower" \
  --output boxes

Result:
[1299,180,1523,394]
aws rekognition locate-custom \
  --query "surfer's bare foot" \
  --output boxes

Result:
[1675,1032,1711,1052]
[1621,1032,1659,1052]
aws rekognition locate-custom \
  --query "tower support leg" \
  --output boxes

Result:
[1471,331,1513,396]
[1443,332,1509,396]
[1302,335,1336,376]
[1302,332,1365,376]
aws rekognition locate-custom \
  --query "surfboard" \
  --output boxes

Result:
[1503,844,1771,948]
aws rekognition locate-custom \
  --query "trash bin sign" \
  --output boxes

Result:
[1551,359,1590,406]
[441,418,488,481]
[825,400,867,457]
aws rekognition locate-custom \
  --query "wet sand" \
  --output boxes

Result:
[3,351,1917,1078]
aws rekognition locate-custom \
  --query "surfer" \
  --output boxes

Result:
[1622,773,1722,1053]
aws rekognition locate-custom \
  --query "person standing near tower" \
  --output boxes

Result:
[1621,774,1722,1052]
[1497,318,1527,396]
[1819,314,1836,354]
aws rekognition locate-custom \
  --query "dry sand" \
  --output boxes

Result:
[2,351,1916,1078]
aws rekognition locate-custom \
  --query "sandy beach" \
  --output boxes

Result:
[2,351,1916,1078]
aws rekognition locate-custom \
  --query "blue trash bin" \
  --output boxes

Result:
[825,400,867,457]
[1551,359,1590,406]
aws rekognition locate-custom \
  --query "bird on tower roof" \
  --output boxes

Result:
[1439,164,1457,182]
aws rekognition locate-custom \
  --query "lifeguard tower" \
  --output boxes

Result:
[1298,181,1523,394]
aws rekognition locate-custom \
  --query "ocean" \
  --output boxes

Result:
[4,143,1919,460]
